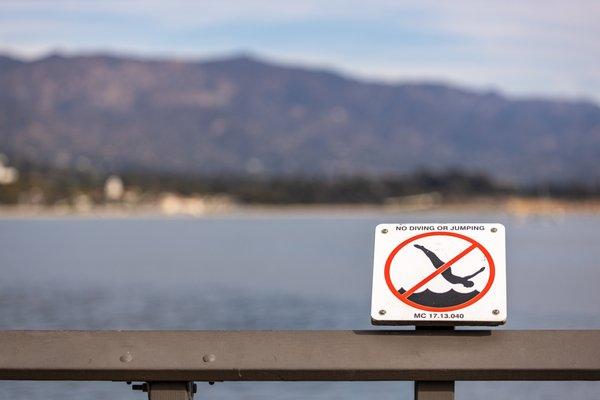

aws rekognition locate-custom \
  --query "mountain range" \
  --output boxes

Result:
[1,53,599,184]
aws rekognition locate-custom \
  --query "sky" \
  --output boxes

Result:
[1,0,599,102]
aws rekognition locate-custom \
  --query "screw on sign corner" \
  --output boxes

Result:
[381,228,388,234]
[378,309,386,315]
[492,309,500,315]
[491,227,498,233]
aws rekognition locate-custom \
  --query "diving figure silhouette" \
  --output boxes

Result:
[413,244,485,288]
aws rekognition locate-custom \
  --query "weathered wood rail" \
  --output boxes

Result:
[0,330,598,399]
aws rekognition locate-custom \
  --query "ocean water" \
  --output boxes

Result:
[0,211,599,399]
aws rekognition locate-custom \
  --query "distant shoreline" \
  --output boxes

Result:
[1,197,599,218]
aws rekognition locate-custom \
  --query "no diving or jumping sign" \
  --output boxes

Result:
[371,224,506,326]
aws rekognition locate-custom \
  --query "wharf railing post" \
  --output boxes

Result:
[131,382,196,400]
[414,326,455,400]
[414,381,454,400]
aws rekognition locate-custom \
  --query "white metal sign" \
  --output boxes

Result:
[371,223,506,326]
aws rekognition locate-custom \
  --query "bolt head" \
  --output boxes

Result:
[492,309,500,315]
[119,352,133,363]
[381,228,388,234]
[203,354,216,363]
[491,227,498,233]
[378,309,386,315]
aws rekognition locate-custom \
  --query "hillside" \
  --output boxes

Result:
[1,53,599,184]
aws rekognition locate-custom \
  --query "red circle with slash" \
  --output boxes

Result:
[384,231,495,312]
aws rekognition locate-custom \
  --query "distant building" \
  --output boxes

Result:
[104,175,124,201]
[159,193,235,216]
[0,154,19,185]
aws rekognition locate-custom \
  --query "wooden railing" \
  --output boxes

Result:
[0,330,598,399]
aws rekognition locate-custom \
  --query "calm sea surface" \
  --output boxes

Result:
[0,211,599,399]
